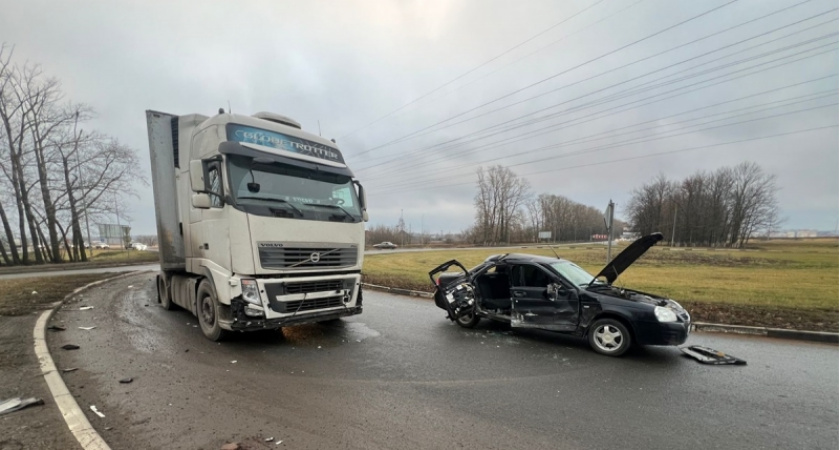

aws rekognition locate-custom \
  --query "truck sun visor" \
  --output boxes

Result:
[226,124,345,164]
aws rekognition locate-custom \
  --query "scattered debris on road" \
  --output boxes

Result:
[90,405,105,418]
[0,397,44,416]
[61,344,80,350]
[680,345,747,365]
[119,377,133,384]
[221,443,240,450]
[231,360,237,364]
[79,306,94,311]
[78,326,96,330]
[62,367,78,373]
[47,325,66,332]
[265,437,274,442]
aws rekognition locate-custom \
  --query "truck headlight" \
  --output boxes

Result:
[240,279,262,306]
[654,306,678,323]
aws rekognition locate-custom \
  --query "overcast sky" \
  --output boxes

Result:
[1,0,837,236]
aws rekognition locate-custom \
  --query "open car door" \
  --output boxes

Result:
[428,260,477,321]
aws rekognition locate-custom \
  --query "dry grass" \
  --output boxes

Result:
[363,239,838,310]
[0,274,112,316]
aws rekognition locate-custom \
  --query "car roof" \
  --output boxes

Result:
[484,253,570,265]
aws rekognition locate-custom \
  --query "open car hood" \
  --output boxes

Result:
[590,232,664,286]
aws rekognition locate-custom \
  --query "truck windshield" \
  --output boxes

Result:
[227,155,362,223]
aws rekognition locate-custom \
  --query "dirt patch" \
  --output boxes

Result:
[0,274,112,316]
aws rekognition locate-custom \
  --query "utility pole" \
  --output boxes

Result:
[671,206,678,247]
[604,200,615,263]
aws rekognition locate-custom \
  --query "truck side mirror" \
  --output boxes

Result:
[189,160,205,192]
[192,193,211,209]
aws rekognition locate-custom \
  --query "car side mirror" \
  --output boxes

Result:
[546,283,565,301]
[192,193,211,209]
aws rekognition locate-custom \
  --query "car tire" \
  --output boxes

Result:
[157,275,175,311]
[197,280,229,342]
[588,318,631,357]
[455,310,480,329]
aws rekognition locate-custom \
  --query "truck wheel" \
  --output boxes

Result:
[197,280,228,342]
[157,275,175,310]
[588,318,631,357]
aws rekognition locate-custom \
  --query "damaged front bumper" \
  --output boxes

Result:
[224,304,363,331]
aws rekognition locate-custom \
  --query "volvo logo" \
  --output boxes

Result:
[310,252,321,263]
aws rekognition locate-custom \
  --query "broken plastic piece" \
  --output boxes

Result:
[78,326,96,331]
[79,306,94,310]
[47,325,66,332]
[265,437,274,442]
[61,344,80,350]
[230,360,237,364]
[0,397,44,416]
[119,377,133,384]
[680,345,747,365]
[90,405,105,418]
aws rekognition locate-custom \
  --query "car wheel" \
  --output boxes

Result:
[588,318,631,356]
[197,280,229,342]
[157,275,175,310]
[455,310,480,329]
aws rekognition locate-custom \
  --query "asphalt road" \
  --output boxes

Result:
[48,272,838,450]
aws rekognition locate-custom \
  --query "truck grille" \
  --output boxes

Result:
[285,280,344,294]
[271,296,345,313]
[258,245,357,269]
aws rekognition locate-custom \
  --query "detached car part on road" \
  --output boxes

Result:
[429,233,690,356]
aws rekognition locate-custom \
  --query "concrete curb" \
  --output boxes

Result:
[692,322,838,343]
[33,271,142,450]
[361,283,838,343]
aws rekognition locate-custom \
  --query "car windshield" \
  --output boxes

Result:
[227,154,362,222]
[549,261,598,286]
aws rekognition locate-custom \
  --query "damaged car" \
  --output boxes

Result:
[428,233,690,356]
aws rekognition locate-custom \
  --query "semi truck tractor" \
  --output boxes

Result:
[146,109,367,341]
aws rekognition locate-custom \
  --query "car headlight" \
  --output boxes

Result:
[240,279,262,306]
[654,306,678,323]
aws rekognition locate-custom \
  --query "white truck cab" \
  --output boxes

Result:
[146,109,367,340]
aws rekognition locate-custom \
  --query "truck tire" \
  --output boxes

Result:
[197,279,229,342]
[157,275,175,310]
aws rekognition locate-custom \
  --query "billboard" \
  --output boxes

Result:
[98,223,131,245]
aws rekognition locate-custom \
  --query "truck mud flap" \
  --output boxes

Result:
[680,345,746,365]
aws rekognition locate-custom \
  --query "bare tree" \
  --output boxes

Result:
[473,166,530,245]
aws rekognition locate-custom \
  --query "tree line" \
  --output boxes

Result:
[467,162,778,248]
[0,44,144,266]
[467,165,623,245]
[626,162,780,248]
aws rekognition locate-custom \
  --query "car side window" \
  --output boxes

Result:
[519,265,552,287]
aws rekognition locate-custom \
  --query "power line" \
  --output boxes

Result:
[353,5,836,171]
[371,98,837,191]
[369,125,837,196]
[336,0,609,140]
[357,32,838,177]
[347,0,739,158]
[369,88,837,189]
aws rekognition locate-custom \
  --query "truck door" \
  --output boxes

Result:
[510,264,579,331]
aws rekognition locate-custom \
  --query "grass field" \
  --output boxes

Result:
[0,274,113,316]
[87,248,159,263]
[363,238,838,331]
